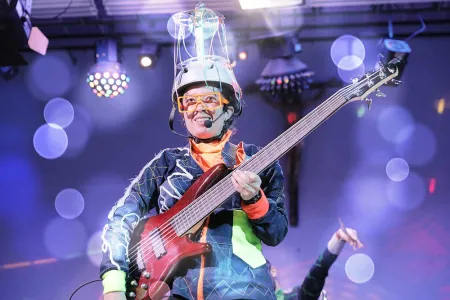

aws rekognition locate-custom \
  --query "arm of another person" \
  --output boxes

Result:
[101,150,169,299]
[299,228,364,300]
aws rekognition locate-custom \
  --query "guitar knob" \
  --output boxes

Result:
[142,271,151,279]
[141,283,148,290]
[128,292,136,298]
[365,98,372,110]
[130,280,138,286]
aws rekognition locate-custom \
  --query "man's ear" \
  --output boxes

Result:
[225,106,234,120]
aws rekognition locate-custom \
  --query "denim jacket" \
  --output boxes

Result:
[100,140,289,299]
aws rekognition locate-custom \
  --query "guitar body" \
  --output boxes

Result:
[120,56,403,300]
[125,163,230,300]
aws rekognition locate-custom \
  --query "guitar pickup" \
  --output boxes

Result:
[149,229,167,259]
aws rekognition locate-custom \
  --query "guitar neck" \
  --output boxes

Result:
[174,89,349,235]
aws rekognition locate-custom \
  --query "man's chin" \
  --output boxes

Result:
[191,128,216,140]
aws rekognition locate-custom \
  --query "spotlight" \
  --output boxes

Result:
[0,0,48,67]
[238,51,247,60]
[140,56,152,67]
[86,39,130,99]
[139,42,159,68]
[380,38,410,83]
[378,15,425,85]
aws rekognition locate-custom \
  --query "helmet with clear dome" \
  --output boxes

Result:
[172,55,243,117]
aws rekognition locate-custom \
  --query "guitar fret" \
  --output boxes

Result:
[174,91,348,235]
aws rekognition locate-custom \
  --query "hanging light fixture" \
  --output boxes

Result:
[253,32,314,98]
[86,39,130,99]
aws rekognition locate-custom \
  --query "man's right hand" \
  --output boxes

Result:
[103,292,127,300]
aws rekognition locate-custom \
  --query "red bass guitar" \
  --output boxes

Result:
[124,58,402,299]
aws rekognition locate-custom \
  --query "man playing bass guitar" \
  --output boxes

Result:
[100,47,289,300]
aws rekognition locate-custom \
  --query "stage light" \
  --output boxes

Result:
[139,42,159,68]
[238,51,247,60]
[256,56,314,97]
[86,40,129,99]
[380,38,410,83]
[429,178,436,194]
[239,0,304,10]
[436,98,446,115]
[140,56,152,67]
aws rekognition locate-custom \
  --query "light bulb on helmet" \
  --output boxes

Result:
[169,3,227,64]
[190,3,220,40]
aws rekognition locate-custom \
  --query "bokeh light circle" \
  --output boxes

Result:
[33,123,68,159]
[395,124,437,166]
[337,55,365,83]
[343,172,394,233]
[26,54,73,100]
[331,35,366,67]
[345,253,375,284]
[55,188,85,219]
[385,158,409,182]
[386,172,426,211]
[87,231,103,267]
[63,105,93,158]
[167,12,193,40]
[44,218,88,259]
[81,173,129,230]
[376,105,414,144]
[44,97,74,128]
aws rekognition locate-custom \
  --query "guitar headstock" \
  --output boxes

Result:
[343,56,404,108]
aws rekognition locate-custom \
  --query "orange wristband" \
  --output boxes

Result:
[241,189,269,219]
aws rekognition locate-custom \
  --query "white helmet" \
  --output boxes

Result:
[172,55,243,116]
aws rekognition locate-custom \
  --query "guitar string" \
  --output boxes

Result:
[125,70,387,274]
[126,70,382,275]
[126,85,349,271]
[125,70,382,274]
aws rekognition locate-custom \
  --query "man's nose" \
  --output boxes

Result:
[194,100,208,112]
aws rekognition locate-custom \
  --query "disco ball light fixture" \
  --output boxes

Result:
[86,40,130,99]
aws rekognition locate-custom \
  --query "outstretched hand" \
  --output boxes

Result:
[336,227,364,250]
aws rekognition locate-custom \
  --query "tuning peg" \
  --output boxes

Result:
[365,98,372,110]
[376,89,386,97]
[391,79,403,85]
[351,77,359,84]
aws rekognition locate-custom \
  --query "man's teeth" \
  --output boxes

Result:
[196,118,210,121]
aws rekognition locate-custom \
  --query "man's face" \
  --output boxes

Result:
[181,86,233,139]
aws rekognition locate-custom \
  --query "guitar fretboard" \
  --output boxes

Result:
[171,89,349,235]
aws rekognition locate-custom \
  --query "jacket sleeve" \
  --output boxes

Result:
[299,248,338,300]
[244,160,289,246]
[99,150,168,278]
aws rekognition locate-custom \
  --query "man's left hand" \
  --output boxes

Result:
[231,170,262,201]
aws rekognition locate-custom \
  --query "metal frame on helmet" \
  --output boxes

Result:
[172,55,243,116]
